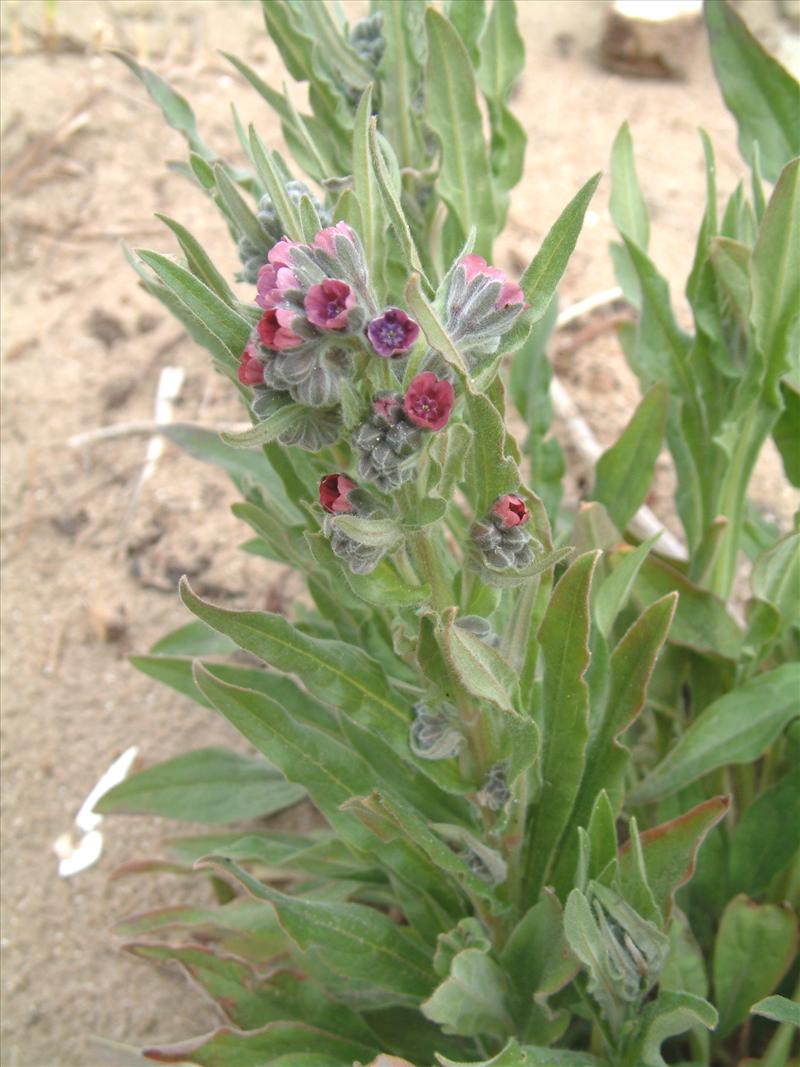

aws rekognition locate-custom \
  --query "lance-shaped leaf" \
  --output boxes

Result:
[464,390,520,514]
[425,8,496,256]
[94,747,304,824]
[750,158,800,391]
[370,123,430,285]
[421,947,515,1039]
[221,401,306,449]
[191,665,378,848]
[155,215,235,304]
[632,663,800,803]
[704,0,800,182]
[181,578,409,739]
[751,531,800,626]
[136,251,251,366]
[524,552,599,899]
[713,895,799,1038]
[248,127,304,242]
[115,898,287,963]
[374,0,428,170]
[729,764,800,897]
[591,381,669,531]
[112,51,214,159]
[353,86,387,297]
[628,554,742,661]
[555,594,677,894]
[619,796,730,918]
[519,173,601,322]
[128,946,377,1043]
[143,1020,375,1066]
[593,534,660,638]
[750,996,800,1027]
[201,856,435,1004]
[213,163,269,253]
[437,609,518,713]
[476,0,526,199]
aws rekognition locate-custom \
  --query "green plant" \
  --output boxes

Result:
[99,2,799,1064]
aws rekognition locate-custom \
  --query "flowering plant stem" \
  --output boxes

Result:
[101,4,800,1065]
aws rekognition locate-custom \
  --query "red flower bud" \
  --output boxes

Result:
[319,473,357,514]
[237,340,264,386]
[492,494,530,527]
[257,307,302,351]
[403,372,454,431]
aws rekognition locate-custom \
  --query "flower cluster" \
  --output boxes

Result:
[352,373,454,492]
[471,494,536,574]
[318,474,387,574]
[410,702,463,760]
[444,254,526,369]
[238,223,427,453]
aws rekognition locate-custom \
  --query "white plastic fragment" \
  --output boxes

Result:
[53,746,139,878]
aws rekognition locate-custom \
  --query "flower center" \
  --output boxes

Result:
[327,298,346,319]
[414,396,437,417]
[379,322,404,345]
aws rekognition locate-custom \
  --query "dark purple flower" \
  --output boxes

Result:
[237,339,264,386]
[305,279,356,330]
[461,253,524,309]
[403,372,454,431]
[257,307,302,351]
[492,494,530,527]
[367,308,420,358]
[319,473,357,514]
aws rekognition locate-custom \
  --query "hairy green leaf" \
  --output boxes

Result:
[704,0,800,182]
[713,895,798,1037]
[95,747,303,824]
[632,664,800,802]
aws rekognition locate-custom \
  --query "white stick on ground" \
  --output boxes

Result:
[551,288,689,562]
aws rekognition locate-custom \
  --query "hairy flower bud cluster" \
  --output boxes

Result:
[318,474,386,574]
[583,883,669,1025]
[476,762,511,811]
[352,393,422,492]
[409,702,463,760]
[236,181,331,283]
[445,254,526,368]
[349,12,385,67]
[471,494,535,572]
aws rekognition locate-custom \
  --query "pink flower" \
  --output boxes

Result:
[367,308,420,358]
[256,263,299,309]
[461,254,524,309]
[403,373,454,431]
[237,339,264,386]
[304,279,356,331]
[492,494,530,527]
[268,237,304,270]
[319,473,357,513]
[314,222,357,257]
[257,307,302,351]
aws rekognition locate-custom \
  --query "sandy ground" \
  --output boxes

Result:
[1,2,797,1064]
